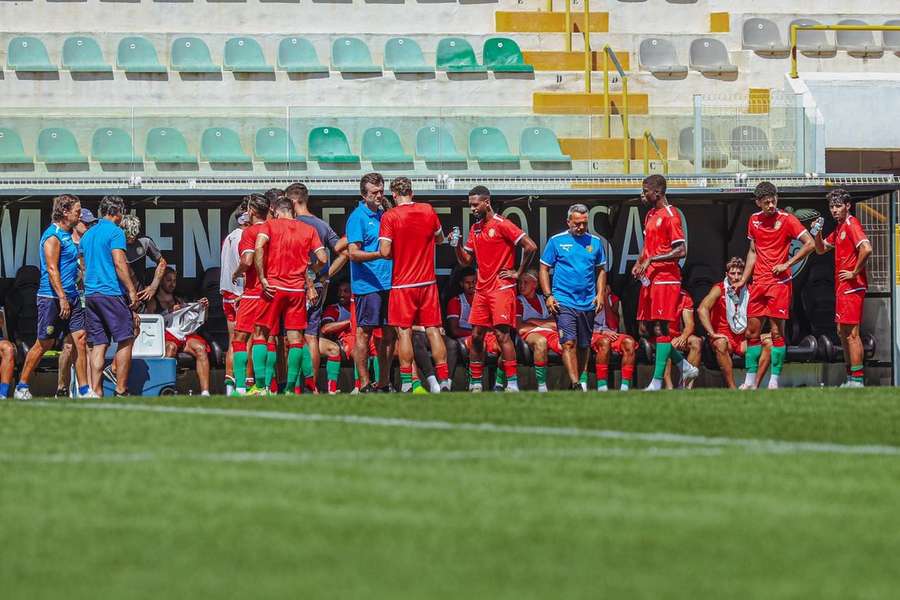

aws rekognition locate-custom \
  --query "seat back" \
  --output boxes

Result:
[117,36,163,70]
[37,128,84,162]
[884,19,900,49]
[690,37,731,66]
[742,18,784,48]
[436,37,479,69]
[416,125,461,159]
[224,37,269,69]
[836,19,877,47]
[62,36,108,69]
[790,19,830,47]
[92,127,138,161]
[332,37,374,68]
[678,127,719,156]
[7,36,54,70]
[482,37,526,67]
[146,127,192,160]
[309,126,352,156]
[730,125,770,153]
[519,127,564,157]
[469,127,512,157]
[171,37,216,69]
[201,127,247,158]
[278,37,322,68]
[0,128,30,162]
[384,37,427,69]
[639,37,679,67]
[361,127,405,158]
[255,127,299,159]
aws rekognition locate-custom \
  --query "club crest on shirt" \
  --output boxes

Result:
[586,245,593,253]
[656,217,662,227]
[840,231,847,241]
[46,325,55,336]
[774,220,782,230]
[488,228,496,238]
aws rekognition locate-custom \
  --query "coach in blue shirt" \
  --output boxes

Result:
[345,172,394,392]
[80,195,139,397]
[539,203,607,391]
[14,194,92,400]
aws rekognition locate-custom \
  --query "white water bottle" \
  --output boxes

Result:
[810,216,824,237]
[448,226,461,247]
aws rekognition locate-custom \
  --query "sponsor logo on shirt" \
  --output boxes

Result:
[560,244,572,251]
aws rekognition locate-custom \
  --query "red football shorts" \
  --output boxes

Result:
[222,291,239,323]
[523,327,562,354]
[388,284,442,328]
[257,290,307,332]
[748,282,791,320]
[835,290,865,325]
[591,331,635,355]
[235,296,266,334]
[164,331,211,354]
[469,287,517,329]
[637,281,681,322]
[338,330,377,358]
[711,329,745,357]
[464,331,499,355]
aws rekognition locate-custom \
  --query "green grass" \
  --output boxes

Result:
[2,389,899,599]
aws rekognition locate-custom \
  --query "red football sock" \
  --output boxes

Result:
[470,361,484,380]
[621,364,635,383]
[502,360,517,379]
[435,362,449,381]
[595,363,609,381]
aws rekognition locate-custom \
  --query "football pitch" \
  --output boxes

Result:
[2,389,899,599]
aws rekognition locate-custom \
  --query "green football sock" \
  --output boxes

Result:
[371,357,380,382]
[495,371,507,387]
[327,357,342,384]
[670,348,685,363]
[233,350,248,390]
[579,371,588,385]
[265,350,277,388]
[745,343,763,374]
[535,366,547,385]
[251,343,268,386]
[653,342,673,380]
[770,345,786,375]
[286,346,303,393]
[299,346,313,384]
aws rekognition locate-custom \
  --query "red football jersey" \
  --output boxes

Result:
[237,222,265,296]
[259,218,323,292]
[379,202,443,288]
[463,215,525,292]
[746,210,807,285]
[641,205,685,282]
[668,289,694,336]
[710,282,733,336]
[825,215,869,294]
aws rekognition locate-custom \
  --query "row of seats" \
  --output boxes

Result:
[677,126,782,169]
[743,18,900,57]
[0,124,571,165]
[4,35,533,74]
[640,37,737,76]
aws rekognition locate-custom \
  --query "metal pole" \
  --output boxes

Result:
[790,24,798,78]
[892,191,899,385]
[565,0,572,52]
[546,0,552,12]
[642,132,649,175]
[693,94,703,175]
[622,76,630,174]
[583,0,591,93]
[603,51,610,137]
[794,93,804,173]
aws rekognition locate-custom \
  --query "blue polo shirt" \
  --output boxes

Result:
[345,201,392,295]
[80,218,128,296]
[540,231,606,311]
[38,224,80,299]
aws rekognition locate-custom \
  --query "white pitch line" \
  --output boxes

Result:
[18,401,900,457]
[0,446,725,465]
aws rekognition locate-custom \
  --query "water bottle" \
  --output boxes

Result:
[448,226,461,247]
[809,216,824,237]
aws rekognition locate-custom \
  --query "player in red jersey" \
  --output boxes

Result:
[697,257,772,389]
[735,182,814,390]
[356,177,450,393]
[631,175,687,391]
[254,197,328,395]
[814,188,872,387]
[230,193,271,395]
[455,186,537,393]
[446,268,500,357]
[663,289,702,389]
[516,270,561,393]
[590,291,637,391]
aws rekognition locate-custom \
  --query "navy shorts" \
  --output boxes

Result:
[556,306,595,348]
[37,296,86,340]
[85,294,135,346]
[355,290,389,328]
[306,304,322,337]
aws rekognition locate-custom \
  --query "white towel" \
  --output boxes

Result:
[164,302,208,340]
[723,278,748,334]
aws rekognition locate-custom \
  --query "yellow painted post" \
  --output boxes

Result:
[583,0,591,93]
[789,23,798,78]
[642,132,650,175]
[622,75,630,174]
[546,0,552,12]
[565,0,572,52]
[603,51,610,137]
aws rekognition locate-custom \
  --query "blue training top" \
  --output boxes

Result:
[38,223,80,299]
[345,201,392,295]
[540,231,607,312]
[80,218,128,297]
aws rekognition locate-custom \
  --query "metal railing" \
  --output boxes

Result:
[642,130,668,175]
[602,45,630,173]
[790,24,900,78]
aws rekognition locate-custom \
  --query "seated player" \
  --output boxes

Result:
[590,291,636,391]
[697,257,772,389]
[516,270,561,393]
[446,268,499,355]
[663,288,702,389]
[320,281,378,393]
[145,267,212,396]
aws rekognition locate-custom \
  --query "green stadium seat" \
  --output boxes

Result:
[384,37,434,74]
[145,127,196,163]
[171,37,220,73]
[201,127,252,163]
[92,128,142,163]
[332,37,381,73]
[62,36,112,73]
[36,128,88,164]
[519,127,570,161]
[415,125,466,162]
[277,37,328,73]
[482,37,534,73]
[468,127,518,162]
[361,127,412,163]
[224,37,274,73]
[7,37,56,72]
[0,129,33,164]
[436,37,487,72]
[308,126,359,162]
[255,127,305,163]
[117,37,167,73]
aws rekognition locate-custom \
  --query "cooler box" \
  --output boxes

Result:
[101,314,177,396]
